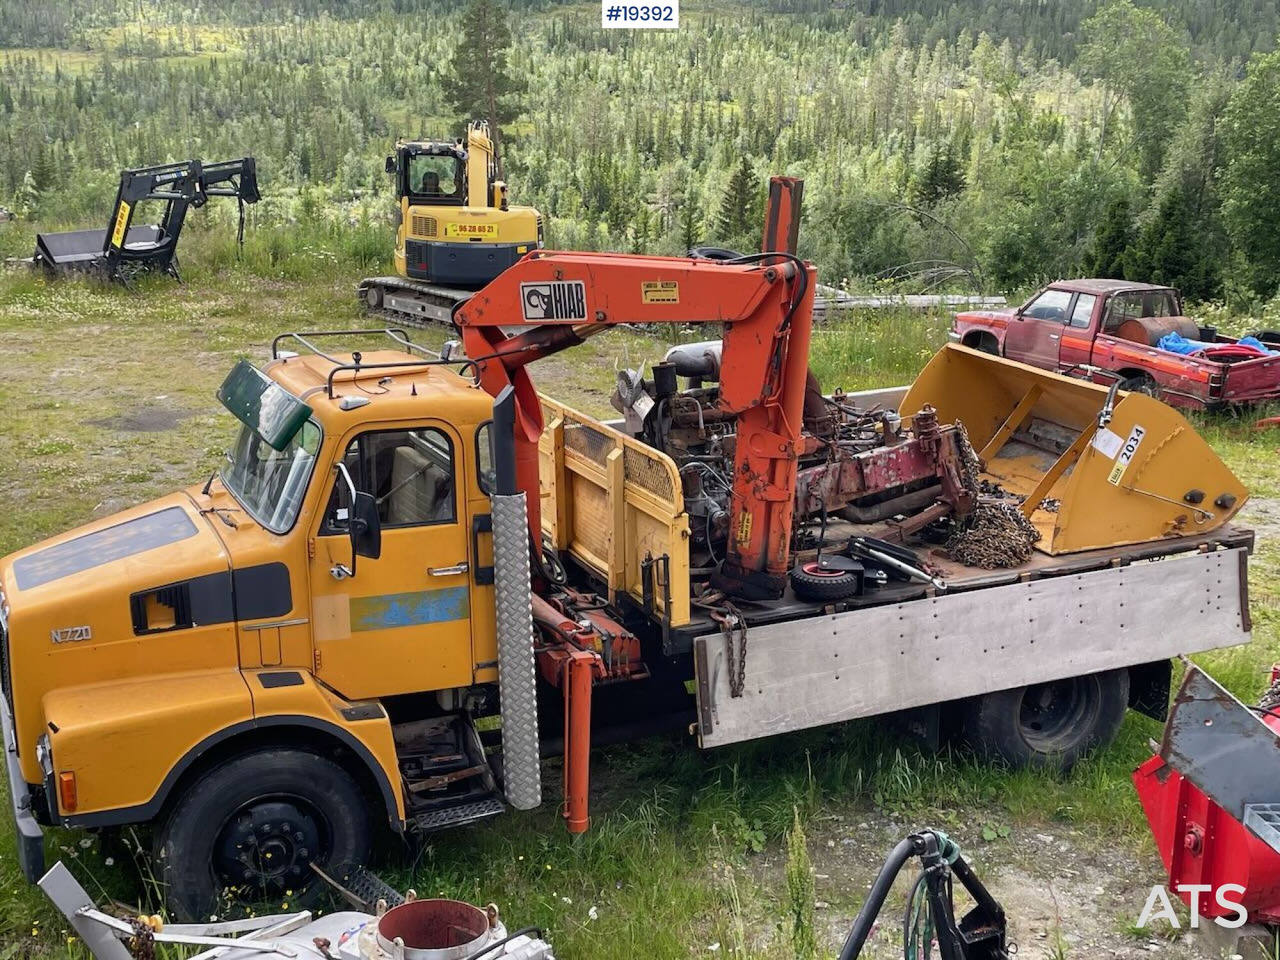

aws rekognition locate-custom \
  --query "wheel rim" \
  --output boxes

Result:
[212,797,328,899]
[801,561,848,579]
[1018,677,1101,752]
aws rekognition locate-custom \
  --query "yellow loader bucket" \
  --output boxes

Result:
[902,345,1247,554]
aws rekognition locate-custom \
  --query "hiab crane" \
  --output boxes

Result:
[0,179,1257,922]
[358,120,543,326]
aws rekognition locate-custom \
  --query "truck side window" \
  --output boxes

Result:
[1068,293,1096,329]
[476,422,496,495]
[323,428,456,533]
[1022,289,1072,322]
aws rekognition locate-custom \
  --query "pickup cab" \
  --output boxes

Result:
[952,279,1280,410]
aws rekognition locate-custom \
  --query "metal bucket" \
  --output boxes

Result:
[375,899,500,960]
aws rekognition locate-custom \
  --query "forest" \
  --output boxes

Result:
[3,0,1280,305]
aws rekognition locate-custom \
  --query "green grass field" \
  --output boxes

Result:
[0,257,1276,959]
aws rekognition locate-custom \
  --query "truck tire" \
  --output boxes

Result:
[154,748,372,922]
[963,668,1129,771]
[790,561,862,602]
[1117,373,1160,398]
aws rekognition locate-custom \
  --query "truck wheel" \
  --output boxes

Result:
[1117,374,1160,398]
[790,561,861,602]
[154,749,372,922]
[963,668,1129,771]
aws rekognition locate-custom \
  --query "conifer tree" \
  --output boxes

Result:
[443,0,523,171]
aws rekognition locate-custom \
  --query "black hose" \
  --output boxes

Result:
[464,926,544,960]
[837,837,919,960]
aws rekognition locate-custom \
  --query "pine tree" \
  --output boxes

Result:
[714,153,760,251]
[909,141,966,208]
[1086,197,1133,278]
[1126,187,1220,300]
[442,0,523,170]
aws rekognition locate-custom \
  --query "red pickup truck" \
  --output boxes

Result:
[952,279,1280,410]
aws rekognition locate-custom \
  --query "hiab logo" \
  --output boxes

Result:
[1137,884,1248,930]
[520,281,588,322]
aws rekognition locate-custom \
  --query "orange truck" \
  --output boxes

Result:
[0,184,1257,921]
[952,279,1280,410]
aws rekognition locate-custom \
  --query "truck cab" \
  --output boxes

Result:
[953,279,1280,409]
[1,332,511,920]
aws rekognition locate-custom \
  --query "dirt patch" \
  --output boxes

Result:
[741,813,1216,959]
[1240,496,1280,545]
[87,405,190,432]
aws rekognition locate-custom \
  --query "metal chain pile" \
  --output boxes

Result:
[946,418,1043,568]
[947,500,1042,568]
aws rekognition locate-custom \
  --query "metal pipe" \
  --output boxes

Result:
[563,651,595,833]
[838,485,942,523]
[837,837,919,959]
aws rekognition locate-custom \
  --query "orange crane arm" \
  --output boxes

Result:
[454,248,817,599]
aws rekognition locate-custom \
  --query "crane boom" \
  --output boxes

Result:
[454,247,817,600]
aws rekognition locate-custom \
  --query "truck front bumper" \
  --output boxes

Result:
[2,687,44,883]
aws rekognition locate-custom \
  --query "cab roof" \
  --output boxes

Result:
[1047,278,1178,296]
[263,349,493,427]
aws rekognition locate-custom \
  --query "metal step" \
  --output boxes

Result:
[409,796,506,832]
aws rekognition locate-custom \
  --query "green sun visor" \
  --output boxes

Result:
[217,360,311,451]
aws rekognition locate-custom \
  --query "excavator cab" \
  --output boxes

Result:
[385,121,542,289]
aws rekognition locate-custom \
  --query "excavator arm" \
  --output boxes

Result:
[454,245,817,599]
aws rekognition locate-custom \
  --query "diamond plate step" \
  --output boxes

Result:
[409,796,506,832]
[1244,803,1280,856]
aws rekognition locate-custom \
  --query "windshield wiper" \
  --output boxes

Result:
[200,506,241,529]
[201,469,218,497]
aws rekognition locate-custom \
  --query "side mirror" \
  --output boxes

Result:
[384,155,396,175]
[352,491,382,559]
[333,463,381,580]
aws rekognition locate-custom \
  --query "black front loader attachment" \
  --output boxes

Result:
[32,157,260,284]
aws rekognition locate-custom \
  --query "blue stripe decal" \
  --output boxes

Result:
[349,587,470,632]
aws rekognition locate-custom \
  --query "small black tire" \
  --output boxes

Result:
[790,561,862,602]
[963,668,1129,771]
[153,748,372,922]
[1117,373,1160,398]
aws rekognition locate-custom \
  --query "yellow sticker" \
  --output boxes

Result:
[110,201,131,249]
[642,280,679,304]
[1107,424,1146,486]
[735,510,752,545]
[444,222,498,238]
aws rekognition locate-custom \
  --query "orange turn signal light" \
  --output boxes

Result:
[58,771,77,813]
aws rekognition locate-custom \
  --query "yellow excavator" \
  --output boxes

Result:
[358,120,543,326]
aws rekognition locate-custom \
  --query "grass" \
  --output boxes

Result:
[0,250,1276,958]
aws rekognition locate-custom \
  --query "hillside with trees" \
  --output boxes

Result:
[2,0,1280,303]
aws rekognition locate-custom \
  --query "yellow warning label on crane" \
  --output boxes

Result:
[642,280,679,304]
[110,202,132,249]
[735,510,752,545]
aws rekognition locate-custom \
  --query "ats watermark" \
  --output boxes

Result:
[1137,884,1248,930]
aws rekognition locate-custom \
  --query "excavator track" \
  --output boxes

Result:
[357,275,475,329]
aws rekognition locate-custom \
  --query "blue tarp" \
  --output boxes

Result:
[1157,331,1279,356]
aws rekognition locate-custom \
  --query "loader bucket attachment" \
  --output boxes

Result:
[901,345,1247,554]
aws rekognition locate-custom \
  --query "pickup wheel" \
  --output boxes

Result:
[963,668,1129,771]
[153,749,372,922]
[1117,373,1160,398]
[790,561,862,602]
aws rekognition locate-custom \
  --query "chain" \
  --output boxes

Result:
[946,499,1042,568]
[954,419,981,495]
[696,590,748,698]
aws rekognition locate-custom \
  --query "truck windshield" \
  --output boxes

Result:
[220,420,323,534]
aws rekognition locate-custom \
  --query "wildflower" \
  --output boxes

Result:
[560,896,572,905]
[104,857,115,867]
[79,838,93,849]
[588,906,598,921]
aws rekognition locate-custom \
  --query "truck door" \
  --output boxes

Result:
[309,423,475,700]
[1056,292,1098,373]
[1004,288,1072,370]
